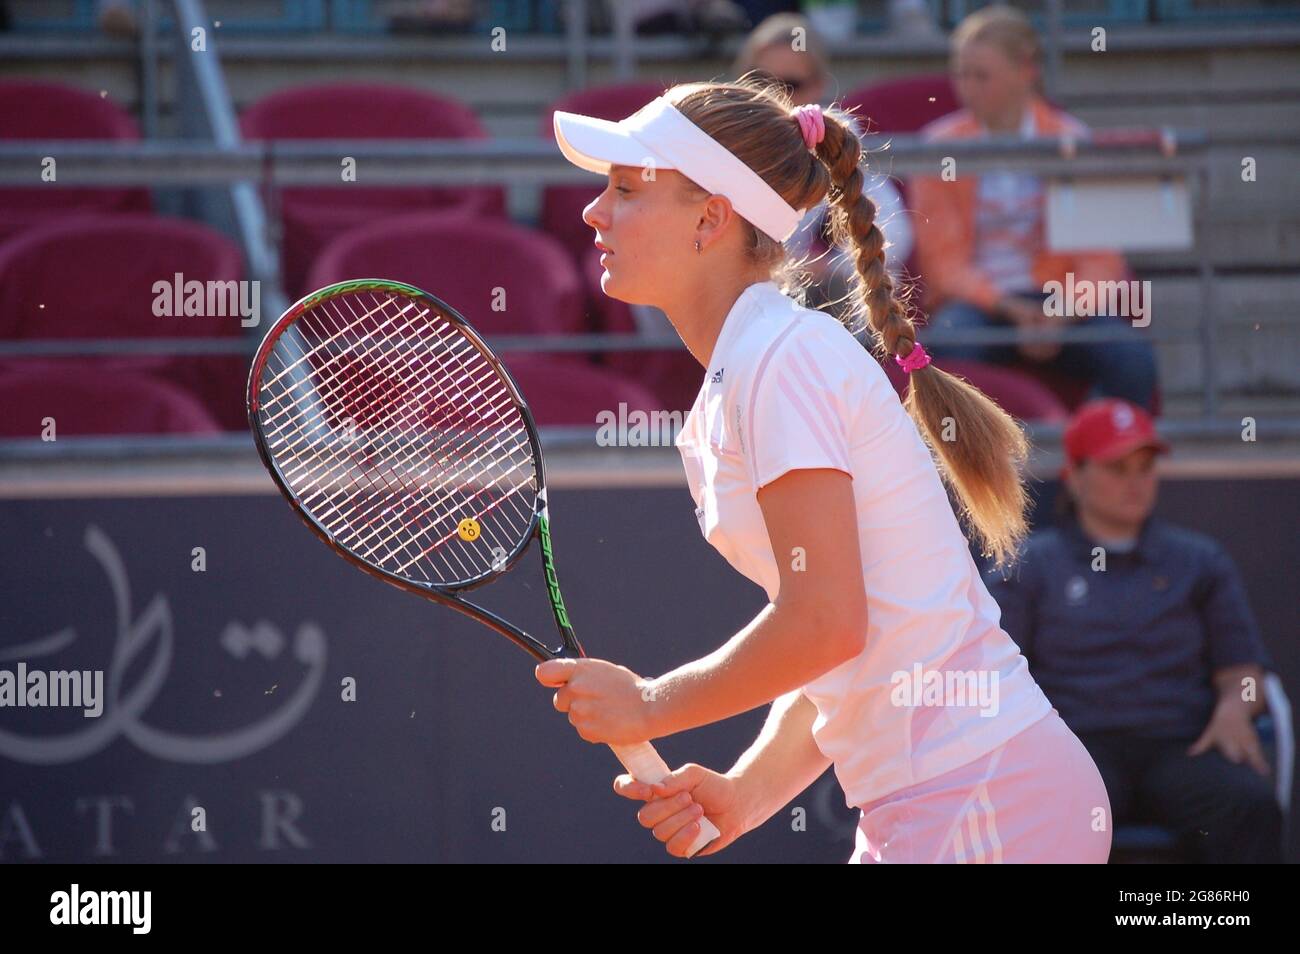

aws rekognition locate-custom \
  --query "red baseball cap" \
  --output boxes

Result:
[1063,399,1169,468]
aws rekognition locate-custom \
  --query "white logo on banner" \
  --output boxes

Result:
[0,525,327,765]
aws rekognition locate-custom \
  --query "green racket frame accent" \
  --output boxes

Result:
[538,513,574,634]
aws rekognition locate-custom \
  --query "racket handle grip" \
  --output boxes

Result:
[609,741,721,859]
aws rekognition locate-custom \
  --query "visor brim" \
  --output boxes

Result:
[553,110,671,176]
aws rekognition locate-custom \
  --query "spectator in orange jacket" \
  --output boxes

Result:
[909,5,1158,411]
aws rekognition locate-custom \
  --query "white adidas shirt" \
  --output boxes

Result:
[674,280,1051,808]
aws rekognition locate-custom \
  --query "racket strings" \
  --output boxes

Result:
[254,288,539,586]
[257,291,408,419]
[262,303,463,569]
[302,293,534,577]
[267,294,532,583]
[294,299,495,580]
[332,293,535,572]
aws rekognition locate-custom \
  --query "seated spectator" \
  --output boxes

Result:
[909,5,1158,411]
[735,13,912,314]
[987,399,1283,863]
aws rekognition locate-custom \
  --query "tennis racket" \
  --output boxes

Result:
[247,278,720,858]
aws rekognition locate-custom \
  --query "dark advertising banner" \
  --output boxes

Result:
[0,488,858,863]
[1,481,1296,863]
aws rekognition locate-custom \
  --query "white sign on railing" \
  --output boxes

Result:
[1047,176,1194,251]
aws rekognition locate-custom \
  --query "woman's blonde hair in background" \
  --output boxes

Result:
[952,3,1043,91]
[734,12,829,79]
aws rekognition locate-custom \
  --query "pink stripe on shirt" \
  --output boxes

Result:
[746,321,802,488]
[776,370,851,474]
[789,339,849,450]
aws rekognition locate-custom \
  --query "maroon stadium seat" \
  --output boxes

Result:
[504,355,663,428]
[306,213,662,426]
[0,79,152,242]
[306,212,587,340]
[0,213,248,429]
[0,366,223,437]
[240,82,507,298]
[841,74,961,137]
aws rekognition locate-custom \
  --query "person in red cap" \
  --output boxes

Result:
[1063,396,1168,475]
[987,398,1283,862]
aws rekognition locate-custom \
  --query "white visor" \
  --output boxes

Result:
[553,95,806,243]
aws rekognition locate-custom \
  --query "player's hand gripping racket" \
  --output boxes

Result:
[247,279,719,858]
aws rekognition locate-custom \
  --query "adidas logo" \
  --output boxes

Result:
[710,367,724,384]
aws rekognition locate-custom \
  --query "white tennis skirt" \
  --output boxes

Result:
[850,708,1113,863]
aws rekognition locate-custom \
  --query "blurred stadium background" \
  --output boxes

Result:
[0,0,1296,863]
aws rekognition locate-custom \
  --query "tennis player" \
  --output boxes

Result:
[536,77,1112,863]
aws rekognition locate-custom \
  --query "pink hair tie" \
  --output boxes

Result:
[794,103,825,150]
[895,343,932,373]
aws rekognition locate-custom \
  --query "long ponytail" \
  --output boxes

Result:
[815,111,1030,566]
[669,77,1030,565]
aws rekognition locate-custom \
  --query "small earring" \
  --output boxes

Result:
[695,240,701,253]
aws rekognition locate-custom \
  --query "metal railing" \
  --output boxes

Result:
[161,0,290,323]
[0,129,1261,423]
[9,7,1300,102]
[12,0,1300,33]
[0,124,1294,452]
[2,1,1298,453]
